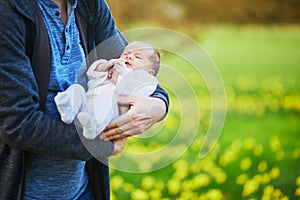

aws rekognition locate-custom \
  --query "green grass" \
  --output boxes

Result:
[110,24,300,200]
[200,25,300,85]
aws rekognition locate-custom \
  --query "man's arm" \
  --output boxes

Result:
[0,1,114,159]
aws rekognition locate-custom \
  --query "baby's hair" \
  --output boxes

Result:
[152,48,161,76]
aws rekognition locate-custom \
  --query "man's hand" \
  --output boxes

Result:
[112,137,127,155]
[100,96,166,141]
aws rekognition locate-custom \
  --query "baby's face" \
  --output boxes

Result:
[119,42,155,73]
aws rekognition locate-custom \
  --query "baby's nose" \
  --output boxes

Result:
[126,54,133,60]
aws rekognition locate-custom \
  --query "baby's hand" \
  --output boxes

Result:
[94,59,114,72]
[110,58,126,68]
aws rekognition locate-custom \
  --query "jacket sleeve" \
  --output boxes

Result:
[94,0,128,60]
[93,0,170,115]
[150,84,170,118]
[0,1,114,160]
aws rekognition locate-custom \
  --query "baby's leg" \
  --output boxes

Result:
[82,84,118,139]
[54,84,86,124]
[77,112,97,140]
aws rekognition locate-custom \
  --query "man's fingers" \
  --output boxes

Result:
[101,118,151,141]
[103,133,127,142]
[100,112,132,140]
[103,112,130,132]
[117,95,133,107]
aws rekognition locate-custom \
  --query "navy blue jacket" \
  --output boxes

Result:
[0,0,169,199]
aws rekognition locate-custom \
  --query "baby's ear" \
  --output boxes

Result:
[149,69,155,76]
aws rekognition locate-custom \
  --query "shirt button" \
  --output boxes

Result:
[55,11,59,16]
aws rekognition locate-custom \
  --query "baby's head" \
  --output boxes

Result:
[119,41,160,76]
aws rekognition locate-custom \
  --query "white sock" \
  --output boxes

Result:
[54,84,85,124]
[77,112,98,140]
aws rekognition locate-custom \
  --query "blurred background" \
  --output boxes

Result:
[106,0,300,199]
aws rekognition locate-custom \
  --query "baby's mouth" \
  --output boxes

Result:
[125,61,131,67]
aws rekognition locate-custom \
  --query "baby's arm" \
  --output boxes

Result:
[94,59,114,72]
[86,59,111,85]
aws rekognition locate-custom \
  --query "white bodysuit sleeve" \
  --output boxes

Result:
[86,59,109,89]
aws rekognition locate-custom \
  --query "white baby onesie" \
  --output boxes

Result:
[55,60,158,139]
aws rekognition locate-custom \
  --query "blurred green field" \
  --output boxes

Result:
[109,25,300,200]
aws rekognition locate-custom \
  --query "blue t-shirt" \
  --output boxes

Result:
[25,0,89,199]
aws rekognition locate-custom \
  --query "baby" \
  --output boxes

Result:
[54,41,160,139]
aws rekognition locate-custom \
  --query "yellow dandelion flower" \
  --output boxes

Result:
[293,149,300,159]
[270,167,280,179]
[206,189,224,200]
[243,138,255,150]
[261,195,271,200]
[218,143,239,166]
[141,176,156,191]
[232,139,242,151]
[149,189,162,199]
[173,170,188,181]
[263,185,274,196]
[154,181,165,191]
[167,179,180,195]
[214,172,227,184]
[110,193,117,200]
[173,159,189,171]
[270,136,281,152]
[191,138,204,152]
[181,180,194,192]
[192,173,211,188]
[202,160,217,173]
[242,179,260,197]
[295,187,300,196]
[240,158,252,171]
[189,162,202,173]
[253,144,264,156]
[296,176,300,186]
[258,161,268,172]
[139,161,152,172]
[198,193,207,200]
[276,150,285,161]
[172,160,189,180]
[131,189,149,200]
[273,188,283,199]
[111,175,124,190]
[218,152,232,166]
[261,174,271,184]
[253,175,262,184]
[123,183,135,193]
[281,196,289,200]
[179,191,197,200]
[236,174,248,185]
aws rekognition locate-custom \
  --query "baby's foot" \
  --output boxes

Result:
[77,112,98,140]
[54,84,85,124]
[54,92,76,124]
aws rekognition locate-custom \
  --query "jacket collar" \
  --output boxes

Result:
[9,0,38,22]
[9,0,89,24]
